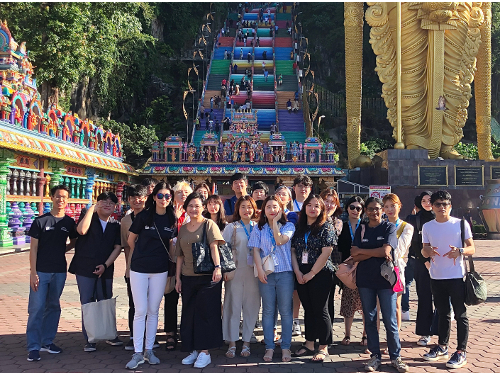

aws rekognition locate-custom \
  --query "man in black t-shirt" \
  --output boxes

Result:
[27,185,78,362]
[69,192,122,352]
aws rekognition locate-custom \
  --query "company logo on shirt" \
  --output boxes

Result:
[164,227,173,232]
[45,226,55,231]
[377,236,384,240]
[61,227,69,232]
[144,226,156,230]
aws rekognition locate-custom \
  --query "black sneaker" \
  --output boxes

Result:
[124,339,134,351]
[106,337,123,346]
[27,350,41,362]
[84,343,97,352]
[40,343,62,354]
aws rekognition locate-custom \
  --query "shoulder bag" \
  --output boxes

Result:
[154,223,176,294]
[253,224,280,278]
[224,224,238,281]
[82,278,117,343]
[192,221,236,275]
[461,219,487,305]
[336,223,365,289]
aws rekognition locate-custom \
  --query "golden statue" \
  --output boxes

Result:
[345,2,493,164]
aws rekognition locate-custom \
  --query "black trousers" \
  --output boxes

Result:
[430,278,469,351]
[180,275,223,352]
[296,265,334,345]
[414,260,439,336]
[164,289,179,336]
[124,276,135,337]
[328,276,339,325]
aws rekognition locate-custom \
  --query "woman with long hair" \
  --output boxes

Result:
[319,187,344,326]
[352,197,408,372]
[194,183,211,202]
[338,196,367,347]
[125,182,176,369]
[222,196,260,358]
[275,184,298,224]
[203,195,227,232]
[175,192,225,369]
[291,195,337,362]
[382,193,414,330]
[249,195,296,363]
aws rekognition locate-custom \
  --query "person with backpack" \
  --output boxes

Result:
[421,191,475,369]
[382,194,414,330]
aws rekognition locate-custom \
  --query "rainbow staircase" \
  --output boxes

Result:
[192,3,306,148]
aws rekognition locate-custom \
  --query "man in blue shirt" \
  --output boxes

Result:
[223,173,248,223]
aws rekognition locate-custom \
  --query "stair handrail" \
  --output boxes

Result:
[273,22,279,133]
[290,9,306,136]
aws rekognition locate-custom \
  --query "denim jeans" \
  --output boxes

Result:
[402,257,415,312]
[26,272,67,351]
[358,287,401,360]
[258,271,294,350]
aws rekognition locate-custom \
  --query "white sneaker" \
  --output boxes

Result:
[194,352,211,368]
[401,310,410,321]
[417,336,431,346]
[182,350,199,365]
[365,355,381,372]
[292,320,301,336]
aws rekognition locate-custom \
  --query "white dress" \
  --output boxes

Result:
[222,221,261,342]
[394,221,414,292]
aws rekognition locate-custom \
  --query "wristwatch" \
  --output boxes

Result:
[214,265,221,268]
[459,248,464,255]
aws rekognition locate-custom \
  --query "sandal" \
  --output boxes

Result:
[311,349,329,363]
[240,344,251,357]
[165,334,177,351]
[341,336,351,345]
[225,346,236,358]
[293,345,315,357]
[360,336,368,346]
[263,349,274,362]
[282,348,292,362]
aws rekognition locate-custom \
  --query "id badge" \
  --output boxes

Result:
[247,254,254,266]
[301,252,309,264]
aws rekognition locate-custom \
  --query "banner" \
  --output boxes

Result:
[369,186,391,199]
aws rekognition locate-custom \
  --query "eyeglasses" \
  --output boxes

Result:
[156,193,171,200]
[100,201,116,207]
[366,207,382,213]
[349,205,362,212]
[433,202,450,208]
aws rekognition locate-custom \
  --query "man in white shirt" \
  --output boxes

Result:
[291,174,312,212]
[421,190,475,369]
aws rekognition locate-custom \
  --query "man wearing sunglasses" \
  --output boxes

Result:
[421,191,475,369]
[69,192,122,352]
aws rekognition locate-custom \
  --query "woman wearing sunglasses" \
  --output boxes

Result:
[351,197,408,372]
[337,196,367,347]
[125,182,176,369]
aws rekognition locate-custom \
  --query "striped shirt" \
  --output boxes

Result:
[248,222,295,273]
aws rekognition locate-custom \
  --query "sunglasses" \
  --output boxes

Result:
[349,205,362,212]
[156,193,171,200]
[366,207,382,213]
[433,202,450,208]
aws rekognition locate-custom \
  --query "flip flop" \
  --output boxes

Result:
[225,346,236,358]
[341,336,351,345]
[293,345,315,357]
[311,350,329,363]
[263,349,274,362]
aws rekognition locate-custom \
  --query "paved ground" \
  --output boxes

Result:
[0,241,499,373]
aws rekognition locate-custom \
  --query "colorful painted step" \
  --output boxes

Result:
[275,60,294,75]
[274,37,293,48]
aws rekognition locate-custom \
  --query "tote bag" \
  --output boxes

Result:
[82,278,117,343]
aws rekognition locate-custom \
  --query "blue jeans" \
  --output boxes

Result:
[258,271,294,350]
[76,275,113,342]
[358,287,401,360]
[26,272,67,351]
[402,257,415,312]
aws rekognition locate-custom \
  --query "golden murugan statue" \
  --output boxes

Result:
[345,2,493,166]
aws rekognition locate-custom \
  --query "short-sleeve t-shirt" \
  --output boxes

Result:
[129,210,175,274]
[28,213,78,273]
[175,219,224,276]
[422,217,473,280]
[353,221,398,290]
[69,213,121,279]
[223,196,238,216]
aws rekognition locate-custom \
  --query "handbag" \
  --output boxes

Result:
[253,225,277,277]
[224,224,238,282]
[461,219,487,305]
[154,223,176,294]
[81,278,117,343]
[336,256,358,290]
[192,221,236,274]
[380,250,398,288]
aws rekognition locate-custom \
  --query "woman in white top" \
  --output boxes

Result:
[222,196,260,358]
[382,193,414,330]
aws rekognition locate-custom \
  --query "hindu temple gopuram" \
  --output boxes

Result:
[0,21,137,247]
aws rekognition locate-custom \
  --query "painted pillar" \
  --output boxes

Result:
[0,150,15,247]
[37,159,46,215]
[85,168,97,208]
[48,160,66,188]
[116,181,125,217]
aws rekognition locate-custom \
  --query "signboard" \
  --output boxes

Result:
[418,165,448,186]
[455,166,484,187]
[369,185,391,198]
[491,166,500,180]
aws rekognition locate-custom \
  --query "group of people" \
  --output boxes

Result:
[26,173,474,372]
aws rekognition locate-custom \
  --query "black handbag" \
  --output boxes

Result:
[461,219,487,305]
[192,221,236,275]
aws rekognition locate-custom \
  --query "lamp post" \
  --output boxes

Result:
[318,115,325,137]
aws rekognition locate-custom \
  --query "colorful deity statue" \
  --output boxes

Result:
[14,106,23,126]
[232,145,239,162]
[222,148,228,162]
[183,143,188,161]
[240,142,247,162]
[188,146,195,162]
[199,147,205,162]
[214,149,220,162]
[309,150,316,163]
[1,96,11,120]
[207,148,213,161]
[249,148,255,163]
[170,148,177,162]
[280,148,286,163]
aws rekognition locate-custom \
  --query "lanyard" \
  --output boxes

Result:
[395,218,401,228]
[294,199,301,211]
[267,224,277,254]
[304,231,310,246]
[240,220,254,240]
[348,219,361,241]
